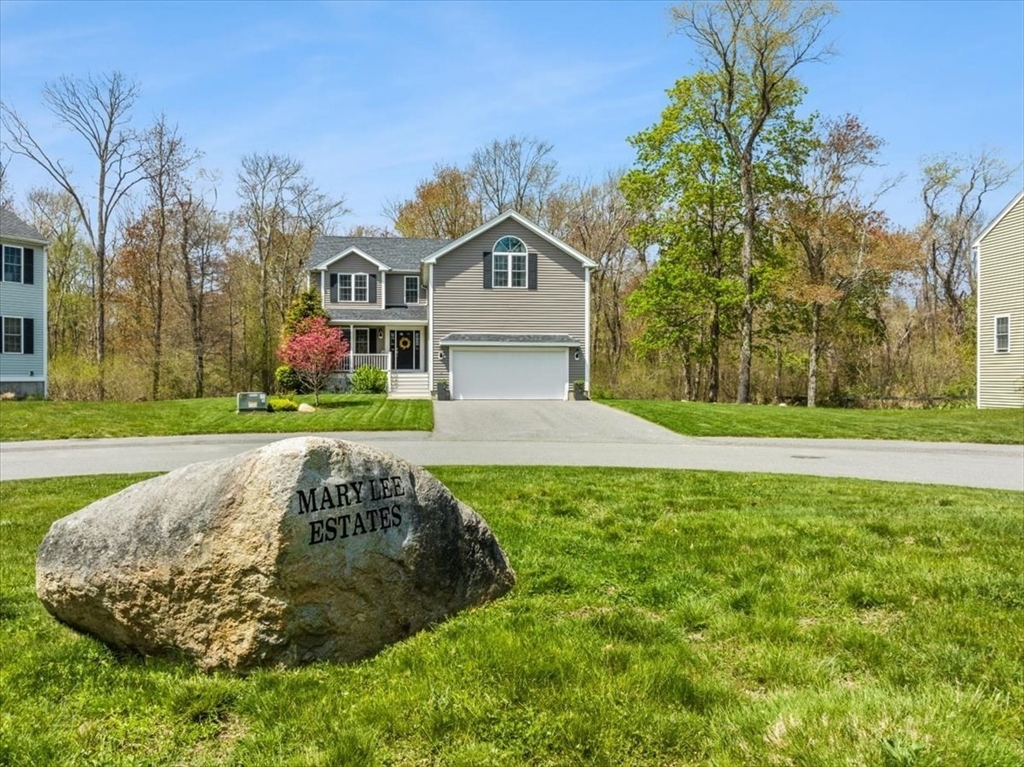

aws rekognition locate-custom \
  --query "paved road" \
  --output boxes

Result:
[1,401,1021,491]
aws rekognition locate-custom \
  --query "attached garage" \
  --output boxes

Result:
[441,334,580,400]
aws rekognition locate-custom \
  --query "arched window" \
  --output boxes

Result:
[492,236,527,288]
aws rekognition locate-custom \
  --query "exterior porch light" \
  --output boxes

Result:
[574,348,581,361]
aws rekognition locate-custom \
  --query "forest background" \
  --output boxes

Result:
[1,0,1021,405]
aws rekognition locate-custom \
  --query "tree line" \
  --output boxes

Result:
[1,0,1017,405]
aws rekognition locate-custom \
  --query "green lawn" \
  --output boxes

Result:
[604,399,1024,444]
[2,468,1021,766]
[0,394,433,441]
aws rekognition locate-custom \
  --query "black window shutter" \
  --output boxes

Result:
[528,253,538,291]
[23,249,34,285]
[369,274,377,303]
[330,273,338,302]
[483,252,492,289]
[23,318,34,354]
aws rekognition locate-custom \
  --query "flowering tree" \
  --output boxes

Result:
[277,317,348,405]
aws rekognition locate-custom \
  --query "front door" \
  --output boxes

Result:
[392,330,419,370]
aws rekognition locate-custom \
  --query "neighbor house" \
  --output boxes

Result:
[307,210,595,399]
[0,207,48,398]
[974,190,1024,408]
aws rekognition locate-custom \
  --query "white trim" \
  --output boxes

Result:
[405,274,420,304]
[2,243,25,284]
[42,245,48,397]
[2,315,25,354]
[973,190,1024,248]
[422,210,597,268]
[584,265,591,389]
[994,314,1011,354]
[428,263,435,390]
[312,246,391,272]
[353,272,369,302]
[381,271,387,309]
[976,242,982,408]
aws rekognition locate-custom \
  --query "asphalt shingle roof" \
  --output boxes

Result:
[309,236,451,272]
[0,207,46,244]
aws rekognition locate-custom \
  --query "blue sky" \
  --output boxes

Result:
[2,0,1022,232]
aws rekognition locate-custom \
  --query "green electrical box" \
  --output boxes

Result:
[236,392,268,412]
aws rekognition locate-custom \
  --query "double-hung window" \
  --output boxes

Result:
[355,327,370,354]
[337,274,351,302]
[405,276,420,304]
[2,317,22,353]
[353,274,368,302]
[334,273,370,302]
[492,236,527,288]
[3,246,23,283]
[995,315,1010,353]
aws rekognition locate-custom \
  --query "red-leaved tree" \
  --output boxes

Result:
[277,317,348,405]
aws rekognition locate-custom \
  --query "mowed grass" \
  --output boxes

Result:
[2,468,1022,766]
[0,394,432,441]
[605,399,1024,444]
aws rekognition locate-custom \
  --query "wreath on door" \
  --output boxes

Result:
[398,337,412,350]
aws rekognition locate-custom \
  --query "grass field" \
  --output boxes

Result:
[2,468,1021,766]
[604,399,1024,444]
[0,394,433,441]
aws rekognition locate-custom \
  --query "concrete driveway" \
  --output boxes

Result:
[432,400,689,443]
[1,400,1021,490]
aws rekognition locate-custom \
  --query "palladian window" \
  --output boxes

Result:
[492,236,527,289]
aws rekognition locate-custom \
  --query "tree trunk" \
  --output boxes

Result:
[708,303,721,403]
[807,302,822,408]
[737,161,756,404]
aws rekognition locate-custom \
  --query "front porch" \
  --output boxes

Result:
[333,325,430,399]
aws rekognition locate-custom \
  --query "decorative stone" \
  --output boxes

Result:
[36,437,515,672]
[297,403,315,413]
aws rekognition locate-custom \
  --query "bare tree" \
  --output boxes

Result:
[671,0,837,403]
[919,150,1017,336]
[2,72,145,396]
[136,116,200,398]
[0,153,14,210]
[236,153,347,391]
[469,135,558,221]
[174,187,227,398]
[558,173,645,385]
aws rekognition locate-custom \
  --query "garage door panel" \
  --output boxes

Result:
[452,347,567,400]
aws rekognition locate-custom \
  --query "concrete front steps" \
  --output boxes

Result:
[389,372,431,399]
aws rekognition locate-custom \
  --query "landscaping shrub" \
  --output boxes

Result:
[267,397,298,412]
[350,365,388,394]
[275,365,303,394]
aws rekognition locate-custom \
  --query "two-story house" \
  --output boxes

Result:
[0,207,48,398]
[307,210,595,399]
[974,190,1023,408]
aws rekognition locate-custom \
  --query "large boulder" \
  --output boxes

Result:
[36,437,515,672]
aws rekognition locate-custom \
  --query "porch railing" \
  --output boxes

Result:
[338,352,392,374]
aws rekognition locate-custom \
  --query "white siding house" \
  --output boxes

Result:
[974,191,1024,408]
[0,208,48,397]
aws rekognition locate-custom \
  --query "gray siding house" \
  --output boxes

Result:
[0,208,48,397]
[307,211,595,399]
[975,191,1024,408]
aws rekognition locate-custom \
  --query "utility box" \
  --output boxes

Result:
[236,392,268,413]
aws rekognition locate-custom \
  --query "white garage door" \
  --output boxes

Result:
[451,347,568,400]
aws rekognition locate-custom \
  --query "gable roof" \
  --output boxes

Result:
[973,190,1024,248]
[0,207,47,245]
[309,236,450,272]
[422,210,597,268]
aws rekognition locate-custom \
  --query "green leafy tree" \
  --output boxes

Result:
[623,73,808,401]
[670,0,837,402]
[282,287,329,340]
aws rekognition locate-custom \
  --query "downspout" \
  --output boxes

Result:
[428,263,435,392]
